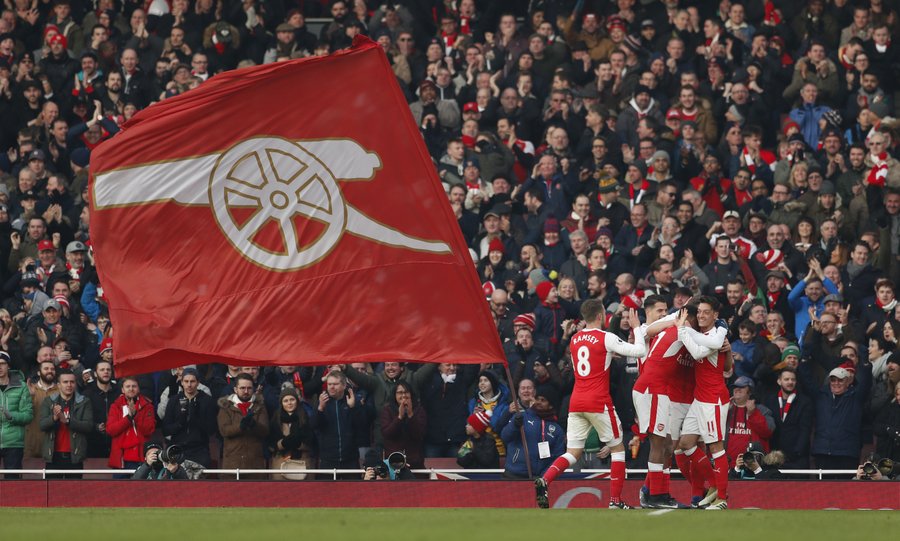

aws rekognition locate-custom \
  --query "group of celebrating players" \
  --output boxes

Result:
[535,296,731,510]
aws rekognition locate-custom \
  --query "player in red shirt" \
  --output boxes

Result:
[676,297,733,510]
[632,296,689,508]
[535,299,648,509]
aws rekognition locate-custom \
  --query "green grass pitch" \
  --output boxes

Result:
[0,508,895,540]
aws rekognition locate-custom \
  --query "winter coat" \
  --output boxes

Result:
[39,391,93,464]
[381,402,427,469]
[310,396,364,467]
[764,391,814,466]
[25,382,56,457]
[420,365,478,447]
[344,363,437,445]
[500,409,565,477]
[217,394,269,470]
[84,381,119,458]
[805,361,873,459]
[0,370,34,449]
[162,390,219,466]
[873,399,900,461]
[106,394,156,468]
[266,405,315,460]
[468,386,511,457]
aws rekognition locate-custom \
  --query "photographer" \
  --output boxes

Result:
[162,368,217,468]
[361,448,415,481]
[730,442,785,479]
[131,442,188,480]
[725,377,774,465]
[854,455,899,481]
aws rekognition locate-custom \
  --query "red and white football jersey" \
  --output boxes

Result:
[667,349,696,404]
[569,327,647,413]
[678,326,729,404]
[633,326,681,395]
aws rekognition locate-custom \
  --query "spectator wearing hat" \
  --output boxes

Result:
[506,323,549,379]
[0,351,34,477]
[801,360,873,472]
[22,295,83,364]
[478,237,511,290]
[616,85,665,150]
[539,217,568,272]
[466,370,509,459]
[410,78,461,132]
[420,362,479,458]
[474,203,516,260]
[501,392,565,479]
[725,376,775,466]
[265,385,314,478]
[533,278,567,349]
[806,182,853,241]
[39,30,78,99]
[590,176,624,236]
[47,0,83,57]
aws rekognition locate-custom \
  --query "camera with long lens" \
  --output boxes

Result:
[158,444,184,465]
[387,451,406,470]
[862,461,878,477]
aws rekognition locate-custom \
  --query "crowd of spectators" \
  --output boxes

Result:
[1,0,900,480]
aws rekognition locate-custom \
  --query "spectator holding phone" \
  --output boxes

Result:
[311,370,363,476]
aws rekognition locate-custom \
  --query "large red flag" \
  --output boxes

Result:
[89,37,503,376]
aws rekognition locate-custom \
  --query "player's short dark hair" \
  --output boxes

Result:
[643,294,669,310]
[695,295,720,313]
[580,298,605,323]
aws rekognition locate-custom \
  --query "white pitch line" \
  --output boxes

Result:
[647,509,675,516]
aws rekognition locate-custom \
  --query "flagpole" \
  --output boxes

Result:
[502,364,533,479]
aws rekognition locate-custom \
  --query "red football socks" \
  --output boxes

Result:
[712,451,729,500]
[543,453,576,485]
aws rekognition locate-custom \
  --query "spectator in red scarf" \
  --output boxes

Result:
[217,373,269,477]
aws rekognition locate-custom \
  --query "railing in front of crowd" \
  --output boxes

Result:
[0,468,859,481]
